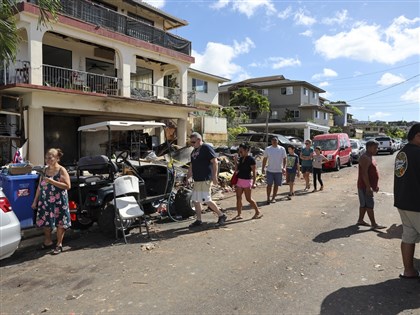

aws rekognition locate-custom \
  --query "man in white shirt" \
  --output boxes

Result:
[262,137,287,204]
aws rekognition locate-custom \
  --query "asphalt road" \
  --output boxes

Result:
[1,154,419,314]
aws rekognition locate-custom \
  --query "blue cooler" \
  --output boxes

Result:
[0,173,39,228]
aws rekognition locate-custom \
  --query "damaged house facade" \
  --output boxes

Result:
[0,0,202,165]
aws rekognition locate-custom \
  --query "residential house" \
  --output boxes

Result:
[219,75,331,139]
[0,0,196,165]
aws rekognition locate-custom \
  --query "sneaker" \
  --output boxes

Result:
[189,220,203,228]
[216,214,227,226]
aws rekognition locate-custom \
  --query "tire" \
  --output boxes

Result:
[70,212,93,230]
[174,187,196,218]
[334,158,341,171]
[346,155,353,167]
[98,202,134,237]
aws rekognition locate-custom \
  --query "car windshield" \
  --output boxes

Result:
[313,139,338,151]
[275,134,291,143]
[351,142,358,149]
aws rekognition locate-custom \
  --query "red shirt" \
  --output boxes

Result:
[357,155,379,190]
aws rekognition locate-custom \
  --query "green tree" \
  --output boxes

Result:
[229,87,270,116]
[1,0,61,61]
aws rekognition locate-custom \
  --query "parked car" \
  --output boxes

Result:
[231,132,292,155]
[0,189,21,260]
[375,136,394,154]
[350,139,365,163]
[285,136,304,149]
[313,133,352,171]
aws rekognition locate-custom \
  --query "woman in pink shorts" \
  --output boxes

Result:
[233,143,262,220]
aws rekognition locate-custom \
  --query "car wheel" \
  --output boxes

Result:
[334,158,341,171]
[98,202,133,237]
[347,155,353,167]
[70,212,93,230]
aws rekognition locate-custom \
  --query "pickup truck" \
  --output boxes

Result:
[375,136,394,154]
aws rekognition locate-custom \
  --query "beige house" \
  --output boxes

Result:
[219,75,332,138]
[1,0,199,165]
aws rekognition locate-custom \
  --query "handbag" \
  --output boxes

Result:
[230,172,239,186]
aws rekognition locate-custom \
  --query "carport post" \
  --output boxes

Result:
[304,126,311,141]
[107,125,111,158]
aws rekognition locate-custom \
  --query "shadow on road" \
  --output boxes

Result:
[376,223,403,240]
[312,225,371,243]
[320,278,420,314]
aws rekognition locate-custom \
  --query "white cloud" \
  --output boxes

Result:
[377,73,405,86]
[312,68,338,80]
[300,30,313,37]
[278,5,292,19]
[319,81,329,87]
[294,9,316,26]
[142,0,165,9]
[269,57,301,69]
[315,16,420,64]
[401,85,420,104]
[211,0,276,17]
[322,10,348,26]
[192,38,255,80]
[370,111,392,119]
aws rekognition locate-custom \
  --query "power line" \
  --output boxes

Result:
[347,74,420,102]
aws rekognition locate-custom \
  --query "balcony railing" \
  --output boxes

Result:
[26,0,191,55]
[0,60,31,85]
[43,65,121,95]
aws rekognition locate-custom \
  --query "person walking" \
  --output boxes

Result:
[394,123,420,279]
[285,144,300,198]
[186,132,226,228]
[32,148,71,254]
[300,139,314,191]
[356,140,386,229]
[312,146,328,192]
[232,143,262,220]
[262,137,287,204]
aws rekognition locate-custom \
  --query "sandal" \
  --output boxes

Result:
[251,213,263,220]
[52,245,63,255]
[356,221,370,227]
[231,215,243,220]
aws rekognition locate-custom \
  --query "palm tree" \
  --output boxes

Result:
[0,0,61,62]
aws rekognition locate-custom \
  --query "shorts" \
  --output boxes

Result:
[192,181,212,203]
[358,188,374,209]
[266,171,282,186]
[398,209,420,244]
[286,172,296,183]
[301,166,313,173]
[236,178,253,189]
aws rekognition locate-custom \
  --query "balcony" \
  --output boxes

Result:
[26,0,192,56]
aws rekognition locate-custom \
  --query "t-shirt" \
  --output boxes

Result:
[190,143,217,181]
[357,154,379,190]
[237,155,256,180]
[312,154,326,169]
[301,147,314,167]
[394,143,420,212]
[264,145,287,173]
[286,153,299,174]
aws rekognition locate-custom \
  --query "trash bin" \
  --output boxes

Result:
[0,173,39,228]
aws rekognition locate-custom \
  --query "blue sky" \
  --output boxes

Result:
[144,0,420,122]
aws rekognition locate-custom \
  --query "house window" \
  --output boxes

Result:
[303,88,308,96]
[315,110,319,119]
[324,112,328,120]
[312,91,317,98]
[258,89,268,96]
[192,78,208,93]
[281,86,293,95]
[291,110,300,118]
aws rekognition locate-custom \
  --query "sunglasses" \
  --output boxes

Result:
[190,141,196,144]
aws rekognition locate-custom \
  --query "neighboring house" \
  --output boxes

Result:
[331,101,350,127]
[219,75,331,139]
[351,121,387,137]
[0,0,197,165]
[187,68,230,145]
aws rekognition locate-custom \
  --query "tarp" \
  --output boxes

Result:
[78,121,165,132]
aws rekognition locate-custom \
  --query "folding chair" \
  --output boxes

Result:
[113,175,150,243]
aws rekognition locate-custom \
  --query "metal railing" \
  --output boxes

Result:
[26,0,191,55]
[43,65,120,95]
[0,60,31,85]
[130,81,181,104]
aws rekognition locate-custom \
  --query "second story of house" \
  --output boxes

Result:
[219,75,331,126]
[1,0,195,105]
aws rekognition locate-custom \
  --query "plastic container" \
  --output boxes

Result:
[0,173,39,228]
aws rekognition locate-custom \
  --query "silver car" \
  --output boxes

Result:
[350,139,366,163]
[0,189,21,260]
